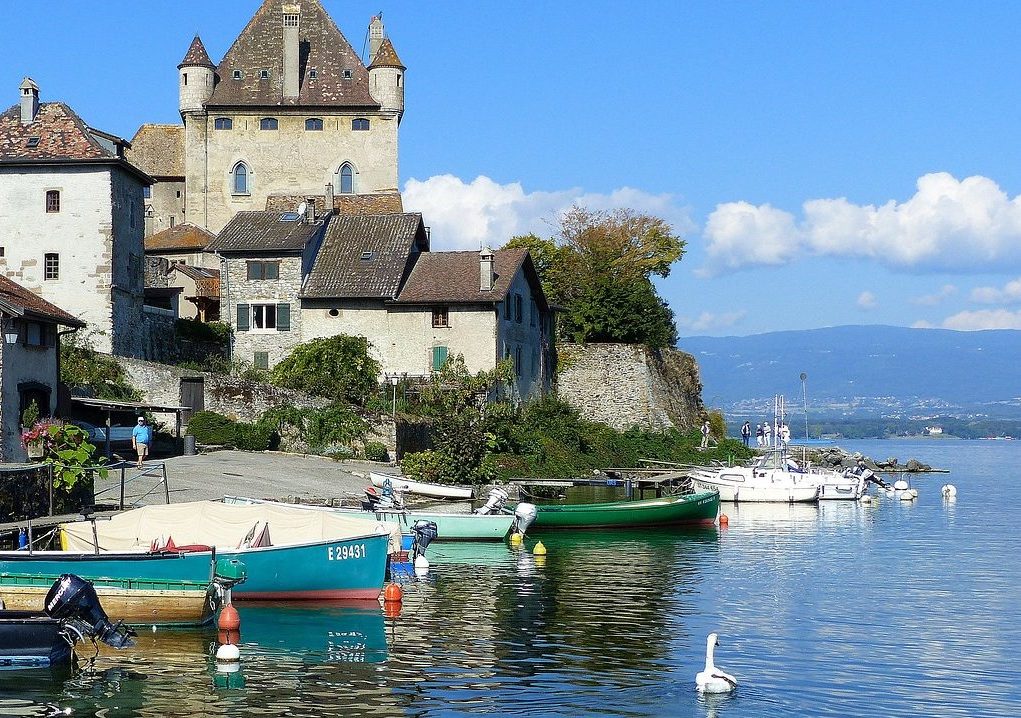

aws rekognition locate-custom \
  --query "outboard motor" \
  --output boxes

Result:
[411,520,439,560]
[514,503,538,535]
[44,574,135,649]
[363,486,403,511]
[474,487,510,515]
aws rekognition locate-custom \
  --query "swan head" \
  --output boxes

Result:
[706,633,721,652]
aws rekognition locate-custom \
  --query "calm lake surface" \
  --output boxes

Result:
[1,439,1018,717]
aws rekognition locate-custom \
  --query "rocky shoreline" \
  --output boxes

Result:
[804,446,937,473]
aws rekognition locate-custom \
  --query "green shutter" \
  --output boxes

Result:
[247,262,258,280]
[432,345,448,371]
[236,303,250,331]
[276,302,290,331]
[266,262,279,280]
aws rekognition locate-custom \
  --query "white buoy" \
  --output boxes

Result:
[216,643,241,673]
[941,484,957,498]
[884,487,896,498]
[909,488,919,499]
[414,554,430,570]
[899,491,915,501]
[893,479,909,491]
[152,625,157,633]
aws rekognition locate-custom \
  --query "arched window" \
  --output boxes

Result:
[214,117,233,130]
[232,162,250,195]
[338,163,354,194]
[259,117,278,131]
[305,118,323,131]
[351,118,370,131]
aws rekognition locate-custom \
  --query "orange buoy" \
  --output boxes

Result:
[217,602,241,645]
[719,513,729,527]
[383,582,403,603]
[384,601,402,619]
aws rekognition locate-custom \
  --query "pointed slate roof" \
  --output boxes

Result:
[179,35,215,69]
[206,0,378,108]
[1,102,115,161]
[302,213,427,299]
[369,38,405,70]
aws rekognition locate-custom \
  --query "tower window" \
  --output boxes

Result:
[44,253,59,280]
[143,186,151,199]
[352,118,370,131]
[342,69,352,80]
[338,163,354,194]
[182,73,188,86]
[214,117,233,130]
[45,190,60,213]
[232,70,242,80]
[305,118,324,131]
[283,13,299,27]
[309,68,318,80]
[259,69,270,80]
[260,117,278,131]
[232,162,250,195]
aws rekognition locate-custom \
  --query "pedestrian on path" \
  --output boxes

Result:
[132,416,152,469]
[741,421,751,447]
[700,420,711,449]
[756,423,765,447]
[762,422,772,448]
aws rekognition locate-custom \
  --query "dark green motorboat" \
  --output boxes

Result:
[516,490,720,530]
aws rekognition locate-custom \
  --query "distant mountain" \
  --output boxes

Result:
[680,325,1021,419]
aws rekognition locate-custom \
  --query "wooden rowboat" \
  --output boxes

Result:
[516,491,721,530]
[369,472,474,500]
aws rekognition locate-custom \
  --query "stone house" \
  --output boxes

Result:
[0,79,150,356]
[0,275,85,463]
[151,0,406,234]
[144,223,220,320]
[207,210,554,400]
[125,124,185,236]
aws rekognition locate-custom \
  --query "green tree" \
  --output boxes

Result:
[270,335,381,405]
[60,333,140,401]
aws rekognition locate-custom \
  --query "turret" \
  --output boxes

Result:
[19,77,39,125]
[178,35,215,115]
[368,35,406,123]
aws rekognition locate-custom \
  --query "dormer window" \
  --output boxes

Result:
[309,68,318,80]
[259,69,270,80]
[343,69,352,80]
[260,118,278,131]
[360,251,373,261]
[232,70,242,80]
[352,118,369,131]
[26,137,40,148]
[214,117,233,130]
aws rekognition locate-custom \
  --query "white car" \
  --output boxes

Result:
[73,421,136,445]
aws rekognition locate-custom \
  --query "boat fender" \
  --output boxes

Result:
[383,582,403,603]
[217,603,241,646]
[414,554,430,571]
[718,514,729,527]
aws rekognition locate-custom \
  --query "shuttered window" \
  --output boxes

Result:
[431,346,448,371]
[236,303,250,331]
[276,303,290,332]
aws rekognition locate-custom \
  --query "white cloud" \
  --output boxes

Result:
[676,310,747,333]
[911,320,936,329]
[402,174,694,251]
[701,173,1021,275]
[857,291,877,310]
[970,277,1021,304]
[911,284,957,306]
[939,309,1021,330]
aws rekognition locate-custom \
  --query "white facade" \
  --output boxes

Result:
[0,165,147,355]
[0,335,58,463]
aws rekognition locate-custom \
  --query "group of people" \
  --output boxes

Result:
[740,420,790,449]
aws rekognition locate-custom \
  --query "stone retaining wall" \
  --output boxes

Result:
[556,343,704,432]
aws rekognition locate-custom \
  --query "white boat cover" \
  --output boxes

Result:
[60,500,402,554]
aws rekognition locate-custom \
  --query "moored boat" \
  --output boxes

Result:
[369,472,473,500]
[513,491,720,530]
[59,501,397,600]
[688,465,820,503]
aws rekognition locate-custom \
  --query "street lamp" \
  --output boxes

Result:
[388,374,399,419]
[3,317,20,345]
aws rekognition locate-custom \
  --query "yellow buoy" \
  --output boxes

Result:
[532,541,547,556]
[509,532,523,546]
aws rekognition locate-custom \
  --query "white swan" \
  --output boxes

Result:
[696,633,737,693]
[941,484,957,498]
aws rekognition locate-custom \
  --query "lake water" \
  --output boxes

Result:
[1,439,1018,717]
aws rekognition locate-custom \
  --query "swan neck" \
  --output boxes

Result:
[704,642,716,672]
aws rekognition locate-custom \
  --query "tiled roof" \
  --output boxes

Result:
[172,265,221,298]
[126,124,184,178]
[369,38,405,70]
[396,248,544,306]
[206,0,379,108]
[265,192,404,215]
[0,275,85,327]
[145,223,216,252]
[179,35,215,69]
[1,102,112,161]
[302,213,427,299]
[206,211,324,253]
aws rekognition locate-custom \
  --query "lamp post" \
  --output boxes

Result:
[389,374,399,419]
[3,317,19,345]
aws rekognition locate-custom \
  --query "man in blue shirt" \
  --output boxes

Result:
[131,416,152,469]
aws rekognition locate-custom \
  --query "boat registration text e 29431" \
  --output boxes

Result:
[327,544,366,561]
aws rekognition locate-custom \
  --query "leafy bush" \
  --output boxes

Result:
[259,403,367,455]
[22,421,106,490]
[175,318,231,344]
[21,400,40,430]
[271,335,381,405]
[363,441,389,462]
[400,449,447,484]
[60,333,139,401]
[186,411,237,445]
[235,421,276,451]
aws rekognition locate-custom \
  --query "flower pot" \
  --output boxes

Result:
[26,440,45,460]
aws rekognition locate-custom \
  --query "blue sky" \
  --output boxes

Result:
[6,1,1021,336]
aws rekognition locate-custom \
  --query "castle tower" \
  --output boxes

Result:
[368,37,406,123]
[178,35,215,115]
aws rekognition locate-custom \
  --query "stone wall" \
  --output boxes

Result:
[224,254,304,368]
[556,343,704,432]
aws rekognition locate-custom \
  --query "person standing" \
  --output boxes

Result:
[132,416,152,469]
[700,420,711,449]
[741,421,751,447]
[756,423,765,447]
[779,423,791,450]
[762,421,772,448]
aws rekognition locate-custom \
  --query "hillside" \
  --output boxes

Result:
[680,325,1021,420]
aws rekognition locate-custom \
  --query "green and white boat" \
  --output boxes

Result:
[512,491,721,530]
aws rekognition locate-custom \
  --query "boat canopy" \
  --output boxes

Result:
[60,500,401,553]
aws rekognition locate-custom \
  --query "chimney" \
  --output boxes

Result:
[325,182,335,212]
[19,77,39,125]
[282,4,301,99]
[480,246,495,292]
[368,15,385,63]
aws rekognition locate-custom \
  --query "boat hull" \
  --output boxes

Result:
[524,492,720,530]
[370,472,473,500]
[220,534,390,601]
[0,613,72,668]
[690,473,819,503]
[0,551,218,626]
